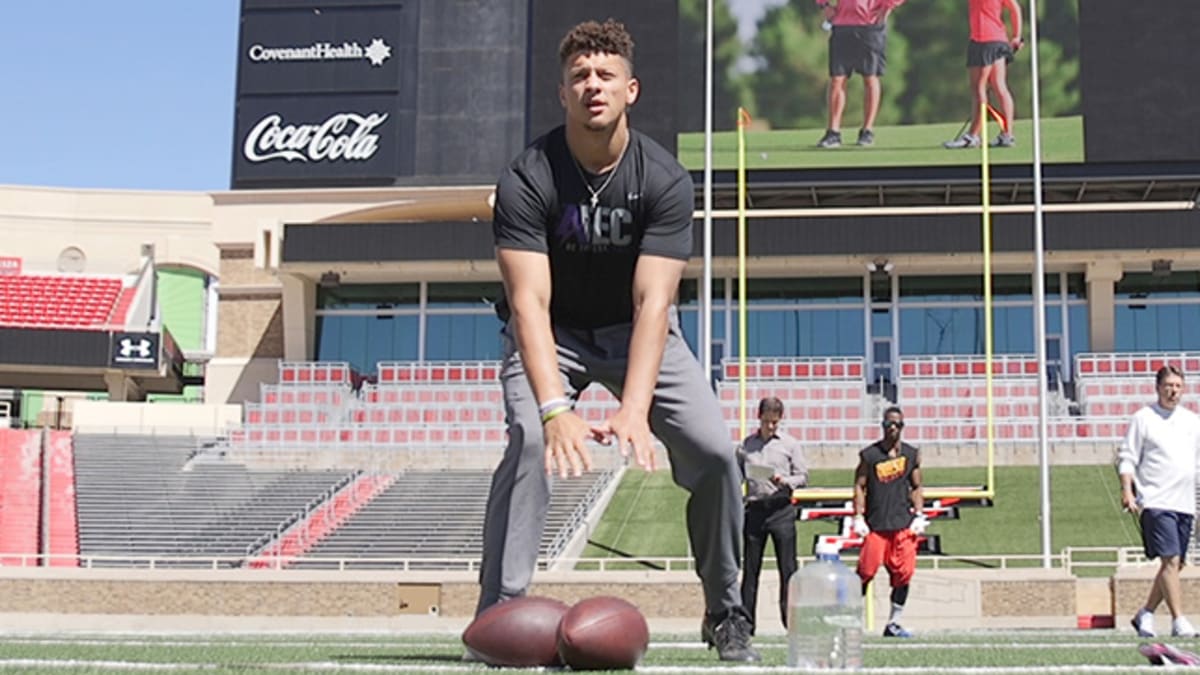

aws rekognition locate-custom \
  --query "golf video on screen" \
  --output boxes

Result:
[676,0,1082,170]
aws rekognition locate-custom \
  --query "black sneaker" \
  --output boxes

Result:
[883,622,913,638]
[816,129,842,148]
[857,129,875,146]
[701,609,761,662]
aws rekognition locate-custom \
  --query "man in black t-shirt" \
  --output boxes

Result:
[476,19,758,662]
[852,406,925,638]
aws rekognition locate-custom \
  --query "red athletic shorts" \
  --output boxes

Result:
[856,529,918,587]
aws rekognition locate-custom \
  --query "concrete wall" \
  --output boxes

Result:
[71,401,243,436]
[0,565,1128,631]
[0,185,217,276]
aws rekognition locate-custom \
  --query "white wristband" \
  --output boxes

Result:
[537,397,570,417]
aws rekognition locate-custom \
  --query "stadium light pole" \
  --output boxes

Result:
[1028,0,1052,568]
[700,0,715,383]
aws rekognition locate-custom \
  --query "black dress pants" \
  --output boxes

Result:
[740,499,798,631]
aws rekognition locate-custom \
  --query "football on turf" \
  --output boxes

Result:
[461,596,569,667]
[557,595,650,670]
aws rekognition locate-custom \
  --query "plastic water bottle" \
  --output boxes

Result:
[787,541,864,669]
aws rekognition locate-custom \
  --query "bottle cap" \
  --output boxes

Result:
[814,541,841,560]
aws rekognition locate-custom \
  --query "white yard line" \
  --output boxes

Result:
[0,636,1144,651]
[0,660,221,671]
[0,659,1172,674]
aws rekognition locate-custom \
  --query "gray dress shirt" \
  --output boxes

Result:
[740,431,809,503]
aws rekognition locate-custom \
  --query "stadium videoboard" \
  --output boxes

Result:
[676,0,1200,171]
[231,0,1199,189]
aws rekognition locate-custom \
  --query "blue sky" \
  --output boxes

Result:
[0,1,769,193]
[0,1,239,192]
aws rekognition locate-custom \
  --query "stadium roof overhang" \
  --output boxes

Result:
[273,161,1200,279]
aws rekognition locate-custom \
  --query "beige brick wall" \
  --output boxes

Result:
[215,246,285,359]
[0,579,437,616]
[1113,569,1200,619]
[0,571,1130,624]
[217,297,284,358]
[438,581,706,618]
[981,579,1075,617]
[219,248,278,287]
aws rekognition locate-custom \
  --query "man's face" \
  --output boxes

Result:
[559,51,639,131]
[882,413,904,442]
[1158,373,1184,410]
[758,411,781,439]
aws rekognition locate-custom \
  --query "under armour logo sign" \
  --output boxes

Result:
[119,338,152,359]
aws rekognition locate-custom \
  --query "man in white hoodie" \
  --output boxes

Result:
[1119,365,1200,638]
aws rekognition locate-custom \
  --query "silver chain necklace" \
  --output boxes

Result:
[572,136,630,209]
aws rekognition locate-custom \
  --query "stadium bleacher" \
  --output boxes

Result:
[226,352,1197,453]
[232,360,628,451]
[1075,352,1200,418]
[0,273,127,328]
[31,349,1200,571]
[1068,352,1200,438]
[716,357,872,444]
[288,468,616,570]
[896,354,1049,442]
[73,434,357,567]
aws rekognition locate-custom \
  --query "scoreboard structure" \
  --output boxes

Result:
[231,0,678,190]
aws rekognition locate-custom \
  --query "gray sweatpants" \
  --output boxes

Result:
[476,309,744,617]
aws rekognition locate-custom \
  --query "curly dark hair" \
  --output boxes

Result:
[558,19,635,70]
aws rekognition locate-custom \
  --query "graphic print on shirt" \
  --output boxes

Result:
[554,202,634,252]
[874,455,908,483]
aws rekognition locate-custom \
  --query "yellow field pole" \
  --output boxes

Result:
[737,108,751,440]
[981,101,996,496]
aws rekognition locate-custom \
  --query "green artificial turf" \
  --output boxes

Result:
[677,115,1083,170]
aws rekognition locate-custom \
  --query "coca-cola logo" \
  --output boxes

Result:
[243,112,389,163]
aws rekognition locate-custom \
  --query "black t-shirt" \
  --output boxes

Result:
[859,440,920,532]
[492,126,694,329]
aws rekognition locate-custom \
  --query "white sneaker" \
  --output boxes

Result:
[1173,616,1197,637]
[1133,609,1157,638]
[943,133,981,149]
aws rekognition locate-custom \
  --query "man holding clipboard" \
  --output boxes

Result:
[738,396,809,634]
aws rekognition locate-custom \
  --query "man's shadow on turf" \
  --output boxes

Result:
[584,540,666,570]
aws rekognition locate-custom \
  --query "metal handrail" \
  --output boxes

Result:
[243,469,361,557]
[4,546,1154,573]
[542,468,618,561]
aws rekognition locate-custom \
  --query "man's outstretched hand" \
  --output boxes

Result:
[542,411,605,478]
[596,408,657,472]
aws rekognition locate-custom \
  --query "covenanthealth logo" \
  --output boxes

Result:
[248,38,392,67]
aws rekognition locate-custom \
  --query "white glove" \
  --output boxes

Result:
[852,515,870,537]
[909,514,929,535]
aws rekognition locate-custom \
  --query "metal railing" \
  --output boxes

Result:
[541,468,619,561]
[243,469,361,558]
[4,546,1152,574]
